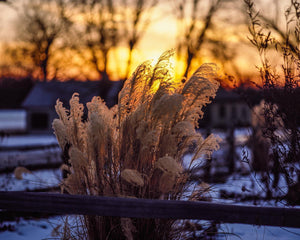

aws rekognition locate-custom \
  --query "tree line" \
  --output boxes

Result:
[1,0,243,82]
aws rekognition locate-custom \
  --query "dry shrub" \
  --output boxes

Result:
[53,50,221,239]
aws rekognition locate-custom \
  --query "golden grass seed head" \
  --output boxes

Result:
[159,172,176,193]
[69,147,87,169]
[172,120,196,138]
[155,156,182,176]
[121,169,144,187]
[52,118,69,150]
[151,93,184,122]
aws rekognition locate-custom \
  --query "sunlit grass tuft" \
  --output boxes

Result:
[53,49,221,239]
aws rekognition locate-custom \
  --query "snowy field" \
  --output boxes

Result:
[0,134,58,148]
[1,215,300,240]
[0,147,62,171]
[0,128,299,239]
[0,217,58,240]
[0,168,62,191]
[0,134,61,171]
[1,166,299,239]
[0,110,26,132]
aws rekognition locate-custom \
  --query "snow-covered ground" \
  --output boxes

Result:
[0,133,61,171]
[210,173,291,207]
[0,128,299,239]
[0,134,58,148]
[0,168,62,191]
[1,162,299,239]
[218,223,300,240]
[0,110,26,132]
[0,216,59,240]
[1,215,300,240]
[0,147,62,171]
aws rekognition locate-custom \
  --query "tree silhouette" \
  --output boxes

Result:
[122,0,158,79]
[174,0,239,80]
[175,0,223,78]
[245,0,300,204]
[70,0,121,82]
[9,0,71,81]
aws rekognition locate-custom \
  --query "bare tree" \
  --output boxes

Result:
[246,0,300,60]
[244,0,300,204]
[70,0,122,82]
[174,0,224,78]
[10,0,71,81]
[122,0,158,79]
[2,43,36,78]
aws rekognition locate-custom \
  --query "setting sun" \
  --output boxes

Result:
[0,0,262,84]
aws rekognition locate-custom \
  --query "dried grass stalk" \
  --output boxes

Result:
[53,50,221,239]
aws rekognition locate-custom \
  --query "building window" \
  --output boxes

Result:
[219,104,226,119]
[30,112,48,130]
[241,106,248,121]
[231,105,237,119]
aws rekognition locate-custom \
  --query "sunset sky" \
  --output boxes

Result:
[0,0,289,85]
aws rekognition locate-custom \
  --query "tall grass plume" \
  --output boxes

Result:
[53,50,221,239]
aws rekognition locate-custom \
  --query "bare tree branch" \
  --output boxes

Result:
[174,0,226,78]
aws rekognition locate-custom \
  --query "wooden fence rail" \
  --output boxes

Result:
[0,191,300,228]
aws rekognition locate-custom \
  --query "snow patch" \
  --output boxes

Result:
[0,110,26,131]
[0,168,62,191]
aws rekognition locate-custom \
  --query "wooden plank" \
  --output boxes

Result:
[0,191,299,228]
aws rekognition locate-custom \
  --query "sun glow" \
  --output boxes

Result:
[0,1,262,84]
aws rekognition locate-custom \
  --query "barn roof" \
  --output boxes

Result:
[22,81,102,108]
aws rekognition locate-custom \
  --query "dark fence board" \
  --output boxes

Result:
[0,191,299,228]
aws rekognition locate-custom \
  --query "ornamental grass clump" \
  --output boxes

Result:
[53,50,221,240]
